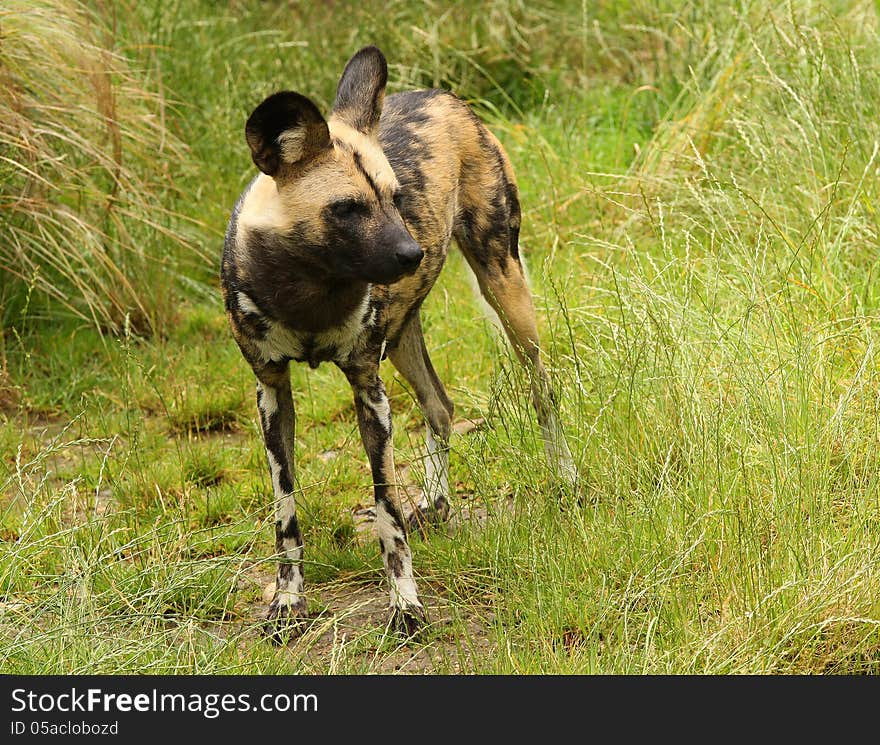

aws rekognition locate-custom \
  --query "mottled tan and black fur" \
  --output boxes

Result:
[221,46,575,641]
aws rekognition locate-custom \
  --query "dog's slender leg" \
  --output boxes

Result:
[486,263,577,483]
[463,252,578,486]
[254,366,307,641]
[388,313,453,533]
[452,125,577,485]
[342,363,425,634]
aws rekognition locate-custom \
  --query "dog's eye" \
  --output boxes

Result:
[329,199,368,219]
[391,192,405,211]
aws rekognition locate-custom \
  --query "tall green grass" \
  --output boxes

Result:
[0,0,200,335]
[2,0,879,673]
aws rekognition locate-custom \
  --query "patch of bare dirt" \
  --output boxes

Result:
[228,483,510,673]
[234,561,495,673]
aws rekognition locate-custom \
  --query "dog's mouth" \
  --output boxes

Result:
[365,264,420,285]
[375,259,422,285]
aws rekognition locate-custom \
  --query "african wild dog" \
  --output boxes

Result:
[222,46,576,641]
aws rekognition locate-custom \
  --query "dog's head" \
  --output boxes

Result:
[244,46,422,285]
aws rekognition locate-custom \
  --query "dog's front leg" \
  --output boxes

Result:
[343,364,425,635]
[254,366,307,642]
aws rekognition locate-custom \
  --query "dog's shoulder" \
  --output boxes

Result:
[379,89,475,152]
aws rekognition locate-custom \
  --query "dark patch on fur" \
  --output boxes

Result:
[506,181,522,260]
[454,179,514,273]
[382,89,444,124]
[277,560,296,582]
[224,275,272,340]
[379,91,447,236]
[352,152,381,201]
[386,550,404,578]
[377,495,405,534]
[361,416,392,477]
[240,224,370,334]
[278,515,302,542]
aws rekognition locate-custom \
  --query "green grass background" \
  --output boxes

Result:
[2,0,880,673]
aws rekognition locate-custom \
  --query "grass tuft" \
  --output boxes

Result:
[0,0,203,335]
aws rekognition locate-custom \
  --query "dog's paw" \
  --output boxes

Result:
[407,496,450,537]
[389,603,426,638]
[263,598,309,645]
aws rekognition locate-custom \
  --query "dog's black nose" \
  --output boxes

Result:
[395,241,423,271]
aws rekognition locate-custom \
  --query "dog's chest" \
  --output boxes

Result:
[239,290,378,368]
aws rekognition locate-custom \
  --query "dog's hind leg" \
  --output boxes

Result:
[388,313,454,534]
[455,157,577,485]
[341,361,425,635]
[464,249,577,485]
[254,364,308,642]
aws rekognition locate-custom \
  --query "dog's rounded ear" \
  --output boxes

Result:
[332,46,387,136]
[245,91,330,176]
